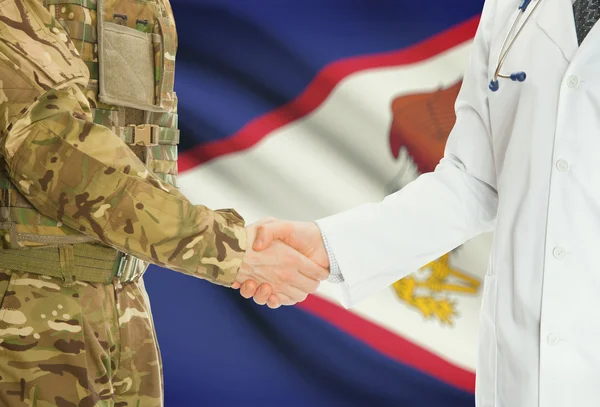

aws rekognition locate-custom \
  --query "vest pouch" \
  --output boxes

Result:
[97,0,166,112]
[97,22,162,111]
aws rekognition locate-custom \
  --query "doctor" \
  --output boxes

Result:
[236,0,600,405]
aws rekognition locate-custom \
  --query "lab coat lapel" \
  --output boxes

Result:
[535,0,578,61]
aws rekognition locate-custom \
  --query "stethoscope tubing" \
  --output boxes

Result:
[489,0,542,91]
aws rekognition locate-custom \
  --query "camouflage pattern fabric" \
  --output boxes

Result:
[0,267,162,407]
[0,0,247,286]
[0,1,248,404]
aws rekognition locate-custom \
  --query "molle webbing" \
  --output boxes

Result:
[60,21,97,43]
[91,108,180,187]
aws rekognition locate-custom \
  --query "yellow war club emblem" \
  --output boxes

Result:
[392,253,481,325]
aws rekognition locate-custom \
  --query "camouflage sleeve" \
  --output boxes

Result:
[0,0,246,286]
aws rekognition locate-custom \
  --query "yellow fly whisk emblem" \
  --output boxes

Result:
[392,253,481,325]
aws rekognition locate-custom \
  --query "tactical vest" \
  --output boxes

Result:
[0,0,179,283]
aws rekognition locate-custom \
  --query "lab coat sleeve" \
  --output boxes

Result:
[316,0,499,308]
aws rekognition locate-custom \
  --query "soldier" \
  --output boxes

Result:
[0,0,328,405]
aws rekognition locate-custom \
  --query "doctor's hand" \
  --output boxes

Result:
[234,219,330,308]
[233,222,329,308]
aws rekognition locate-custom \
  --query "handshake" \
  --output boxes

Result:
[232,218,330,309]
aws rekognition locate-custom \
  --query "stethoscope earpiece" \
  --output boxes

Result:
[510,71,526,82]
[489,71,526,92]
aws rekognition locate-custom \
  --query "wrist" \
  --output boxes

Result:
[235,225,256,283]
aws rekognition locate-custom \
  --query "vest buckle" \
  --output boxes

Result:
[128,124,159,146]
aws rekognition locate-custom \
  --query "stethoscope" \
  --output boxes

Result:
[489,0,542,91]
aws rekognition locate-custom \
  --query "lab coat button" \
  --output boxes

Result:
[547,334,560,345]
[556,159,569,172]
[567,75,579,88]
[553,246,566,259]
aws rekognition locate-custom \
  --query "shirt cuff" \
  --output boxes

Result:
[315,221,345,283]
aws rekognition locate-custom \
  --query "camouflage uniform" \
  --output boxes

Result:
[0,0,247,405]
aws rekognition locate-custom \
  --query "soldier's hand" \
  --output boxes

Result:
[233,222,329,308]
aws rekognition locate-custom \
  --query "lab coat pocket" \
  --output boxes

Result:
[476,273,498,407]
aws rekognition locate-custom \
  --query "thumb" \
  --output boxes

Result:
[252,223,276,251]
[253,222,294,251]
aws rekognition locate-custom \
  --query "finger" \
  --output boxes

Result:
[267,295,281,309]
[287,270,320,295]
[240,280,258,299]
[290,252,329,285]
[231,282,241,290]
[277,284,309,304]
[273,293,296,307]
[270,252,322,294]
[253,295,267,306]
[253,222,294,251]
[299,260,330,282]
[252,283,273,305]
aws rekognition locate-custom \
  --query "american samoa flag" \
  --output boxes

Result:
[143,1,488,405]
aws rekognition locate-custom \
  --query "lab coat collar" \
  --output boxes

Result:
[535,0,578,61]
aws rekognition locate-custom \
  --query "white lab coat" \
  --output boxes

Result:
[317,0,600,405]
